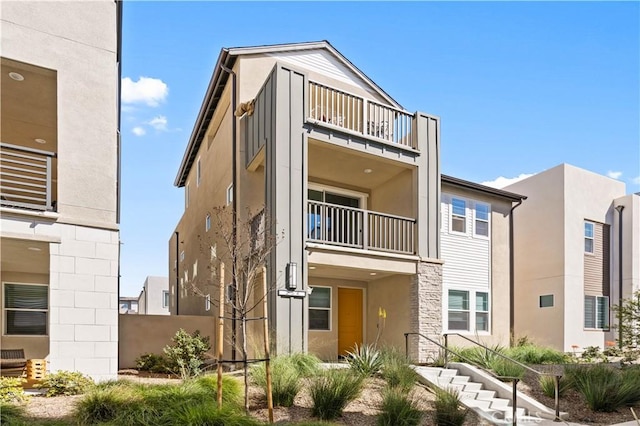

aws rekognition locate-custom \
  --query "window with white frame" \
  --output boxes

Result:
[475,292,489,331]
[205,294,211,311]
[4,283,48,335]
[447,289,490,333]
[205,214,211,232]
[196,158,201,187]
[180,250,185,262]
[584,295,609,329]
[185,183,190,208]
[226,183,233,205]
[163,291,169,308]
[475,203,490,237]
[451,198,466,233]
[308,287,331,330]
[448,290,469,330]
[584,221,594,253]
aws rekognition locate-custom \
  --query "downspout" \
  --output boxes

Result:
[220,64,238,363]
[509,198,525,347]
[615,205,624,348]
[175,231,180,315]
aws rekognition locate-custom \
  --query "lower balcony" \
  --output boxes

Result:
[0,143,56,212]
[307,200,416,255]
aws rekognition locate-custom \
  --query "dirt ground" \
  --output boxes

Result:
[18,369,640,425]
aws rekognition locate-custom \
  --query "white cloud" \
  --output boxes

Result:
[148,115,168,131]
[132,126,146,136]
[632,176,640,185]
[121,76,168,107]
[481,173,534,189]
[607,170,623,179]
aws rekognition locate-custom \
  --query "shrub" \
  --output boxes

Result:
[450,345,505,369]
[346,343,383,377]
[506,345,569,365]
[379,349,418,394]
[377,388,422,426]
[310,369,364,420]
[539,375,570,399]
[564,364,640,412]
[434,387,468,426]
[488,358,525,381]
[251,355,303,407]
[580,346,605,362]
[0,377,27,403]
[163,329,211,379]
[0,402,26,425]
[288,352,322,377]
[38,370,94,397]
[135,353,171,373]
[74,375,245,425]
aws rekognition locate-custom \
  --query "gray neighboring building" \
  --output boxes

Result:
[137,276,169,315]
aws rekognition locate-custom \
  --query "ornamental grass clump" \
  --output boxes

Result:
[310,369,364,420]
[506,344,569,365]
[377,387,422,426]
[564,364,640,412]
[379,348,418,394]
[538,375,571,399]
[434,387,468,426]
[250,353,318,407]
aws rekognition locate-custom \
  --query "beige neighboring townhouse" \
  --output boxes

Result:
[137,276,169,315]
[505,164,640,352]
[0,1,122,380]
[169,41,443,362]
[440,176,526,348]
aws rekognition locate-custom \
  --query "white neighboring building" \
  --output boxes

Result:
[137,276,169,315]
[0,1,121,381]
[505,164,639,351]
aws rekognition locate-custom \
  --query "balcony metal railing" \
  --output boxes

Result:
[0,143,56,211]
[308,81,416,150]
[307,201,416,255]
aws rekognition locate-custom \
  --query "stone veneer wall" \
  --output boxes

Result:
[409,260,443,363]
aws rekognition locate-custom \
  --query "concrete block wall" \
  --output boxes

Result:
[49,223,119,382]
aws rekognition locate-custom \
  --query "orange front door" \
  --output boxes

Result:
[338,288,363,356]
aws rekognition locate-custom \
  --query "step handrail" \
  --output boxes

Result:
[405,332,563,423]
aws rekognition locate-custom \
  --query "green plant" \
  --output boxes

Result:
[613,291,640,349]
[251,355,304,407]
[564,364,640,412]
[310,369,364,420]
[37,370,94,397]
[538,375,570,398]
[580,346,604,362]
[0,377,27,403]
[379,349,418,394]
[506,344,569,365]
[434,387,468,426]
[169,404,261,426]
[377,388,422,426]
[488,358,526,381]
[74,375,245,425]
[450,345,505,369]
[346,343,383,377]
[288,352,322,377]
[0,402,26,425]
[135,353,172,373]
[163,328,211,379]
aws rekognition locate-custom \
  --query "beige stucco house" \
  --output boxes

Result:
[137,276,169,315]
[168,41,527,362]
[505,164,640,352]
[0,1,121,381]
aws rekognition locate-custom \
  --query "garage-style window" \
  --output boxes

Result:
[309,287,331,331]
[4,283,48,335]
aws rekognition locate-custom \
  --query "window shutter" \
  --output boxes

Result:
[584,296,595,328]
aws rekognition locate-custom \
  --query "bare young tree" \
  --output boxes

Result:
[189,205,281,413]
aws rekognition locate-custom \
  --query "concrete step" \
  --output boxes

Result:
[463,399,492,410]
[462,382,483,392]
[489,398,511,410]
[450,375,471,384]
[475,390,497,400]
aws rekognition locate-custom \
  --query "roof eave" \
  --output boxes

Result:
[441,174,527,202]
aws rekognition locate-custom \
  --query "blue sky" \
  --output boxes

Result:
[119,1,640,296]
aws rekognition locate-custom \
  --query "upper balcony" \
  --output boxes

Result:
[0,143,57,212]
[307,80,417,151]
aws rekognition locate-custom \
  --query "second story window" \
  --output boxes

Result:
[185,183,190,208]
[475,203,490,237]
[584,221,594,254]
[162,291,169,308]
[205,214,211,232]
[180,250,185,262]
[451,198,466,233]
[196,158,202,187]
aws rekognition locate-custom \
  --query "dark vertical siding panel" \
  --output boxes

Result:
[584,222,610,296]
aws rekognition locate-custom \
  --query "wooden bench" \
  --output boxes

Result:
[1,349,27,376]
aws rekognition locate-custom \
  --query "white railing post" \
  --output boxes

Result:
[45,156,52,211]
[362,210,369,250]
